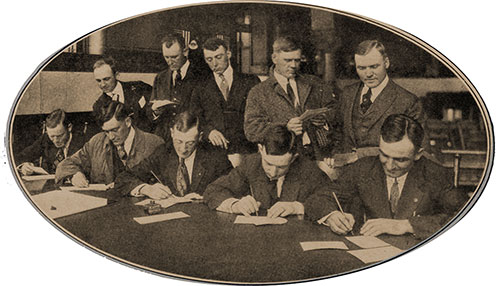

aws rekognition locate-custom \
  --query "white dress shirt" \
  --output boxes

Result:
[172,60,191,85]
[274,70,299,108]
[385,173,408,200]
[214,65,233,93]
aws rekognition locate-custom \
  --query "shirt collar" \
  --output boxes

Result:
[181,149,197,164]
[273,69,296,91]
[214,65,233,84]
[63,132,73,157]
[361,75,389,102]
[176,60,191,79]
[106,81,124,99]
[123,126,135,155]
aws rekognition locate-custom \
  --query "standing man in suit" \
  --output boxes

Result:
[339,40,422,154]
[92,56,153,132]
[326,114,467,240]
[191,37,260,167]
[204,125,338,221]
[16,109,85,175]
[115,111,232,199]
[149,32,208,142]
[244,36,339,162]
[56,101,164,186]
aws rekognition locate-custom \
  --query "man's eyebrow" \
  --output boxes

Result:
[379,149,409,160]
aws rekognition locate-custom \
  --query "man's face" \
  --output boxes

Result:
[46,123,70,148]
[354,48,390,88]
[162,42,188,71]
[203,46,231,75]
[378,136,422,178]
[272,49,302,79]
[102,117,131,146]
[170,126,200,159]
[94,64,117,93]
[258,145,296,180]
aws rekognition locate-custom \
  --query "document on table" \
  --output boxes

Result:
[300,241,349,251]
[22,174,55,181]
[133,212,190,224]
[59,184,109,192]
[346,236,390,249]
[135,193,202,209]
[234,215,287,226]
[31,190,107,219]
[348,246,403,264]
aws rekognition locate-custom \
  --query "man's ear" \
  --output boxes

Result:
[227,50,232,60]
[258,144,265,155]
[414,147,424,160]
[271,52,278,65]
[67,123,73,133]
[183,48,189,57]
[125,117,132,128]
[384,57,390,70]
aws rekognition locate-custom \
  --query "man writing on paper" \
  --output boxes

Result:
[56,101,164,186]
[92,56,153,132]
[190,37,260,167]
[244,36,340,162]
[204,125,337,220]
[115,111,232,199]
[326,114,467,239]
[16,109,85,175]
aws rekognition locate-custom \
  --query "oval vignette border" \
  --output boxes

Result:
[2,0,491,286]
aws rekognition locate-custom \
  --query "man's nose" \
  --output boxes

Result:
[385,158,396,170]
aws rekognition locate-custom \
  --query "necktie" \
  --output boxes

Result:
[112,93,120,102]
[174,70,182,86]
[360,89,372,114]
[54,148,65,167]
[176,158,190,196]
[389,177,400,214]
[286,80,296,106]
[219,74,229,101]
[116,144,127,161]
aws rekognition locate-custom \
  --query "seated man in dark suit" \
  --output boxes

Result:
[16,109,86,175]
[92,56,153,132]
[115,111,233,199]
[204,125,338,220]
[327,114,467,240]
[56,101,164,186]
[191,37,261,167]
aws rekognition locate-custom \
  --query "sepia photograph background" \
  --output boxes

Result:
[1,0,497,285]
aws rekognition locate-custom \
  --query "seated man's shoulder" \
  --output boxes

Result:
[137,129,164,145]
[418,157,452,182]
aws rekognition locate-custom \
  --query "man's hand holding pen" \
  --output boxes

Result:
[140,183,173,200]
[326,211,355,235]
[231,195,261,216]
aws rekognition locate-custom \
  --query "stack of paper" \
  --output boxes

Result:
[346,236,403,263]
[300,241,348,251]
[59,184,109,192]
[234,215,287,226]
[133,212,190,224]
[135,193,203,209]
[31,190,107,219]
[22,174,56,192]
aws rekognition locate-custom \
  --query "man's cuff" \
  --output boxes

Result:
[317,210,337,226]
[130,183,147,197]
[292,201,305,215]
[217,198,239,213]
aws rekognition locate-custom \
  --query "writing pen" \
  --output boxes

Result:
[332,191,354,236]
[150,170,164,185]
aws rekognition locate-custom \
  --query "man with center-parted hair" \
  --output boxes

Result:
[190,37,261,167]
[115,111,233,199]
[16,109,86,175]
[55,101,164,186]
[204,125,338,220]
[325,114,467,239]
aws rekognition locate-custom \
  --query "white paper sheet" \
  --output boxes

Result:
[300,241,349,251]
[234,215,287,226]
[59,184,109,192]
[22,174,55,181]
[133,212,190,224]
[31,190,107,219]
[348,246,403,263]
[135,195,196,209]
[346,236,390,249]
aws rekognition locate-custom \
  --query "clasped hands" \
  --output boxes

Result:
[326,211,413,236]
[230,195,302,218]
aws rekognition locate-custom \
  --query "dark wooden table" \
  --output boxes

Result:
[44,189,421,283]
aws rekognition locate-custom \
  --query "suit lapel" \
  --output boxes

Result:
[190,150,207,194]
[365,161,393,219]
[296,75,311,112]
[345,83,362,148]
[394,165,425,219]
[364,79,399,123]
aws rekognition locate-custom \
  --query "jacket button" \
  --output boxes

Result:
[413,198,418,203]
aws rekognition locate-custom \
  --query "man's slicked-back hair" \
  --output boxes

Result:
[93,56,118,74]
[262,125,296,155]
[355,40,388,59]
[380,114,424,151]
[160,31,186,49]
[272,36,302,53]
[96,101,132,127]
[171,111,200,133]
[202,37,229,52]
[46,109,70,129]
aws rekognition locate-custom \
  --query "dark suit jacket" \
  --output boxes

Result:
[204,153,338,221]
[244,70,340,158]
[92,80,153,132]
[190,70,260,154]
[148,63,208,141]
[334,156,467,239]
[115,143,232,197]
[15,131,86,174]
[55,128,164,185]
[340,79,422,152]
